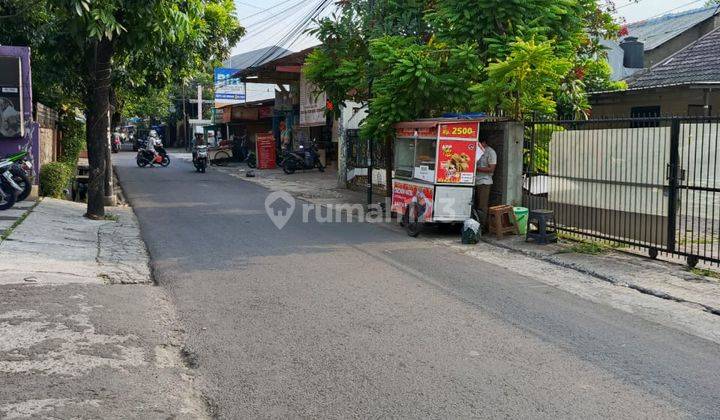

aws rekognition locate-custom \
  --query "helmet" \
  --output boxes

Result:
[149,130,158,138]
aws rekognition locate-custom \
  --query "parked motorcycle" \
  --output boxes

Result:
[282,140,324,174]
[136,145,170,167]
[193,145,208,173]
[2,148,33,202]
[0,160,24,210]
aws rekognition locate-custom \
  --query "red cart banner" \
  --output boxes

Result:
[396,126,436,139]
[391,180,434,222]
[256,132,276,169]
[436,139,477,184]
[438,122,479,140]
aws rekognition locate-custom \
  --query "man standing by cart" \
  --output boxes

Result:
[475,139,497,227]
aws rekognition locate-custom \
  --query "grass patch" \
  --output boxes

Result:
[689,267,720,280]
[678,234,716,246]
[103,213,119,222]
[557,232,626,255]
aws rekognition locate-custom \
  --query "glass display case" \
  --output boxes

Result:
[413,138,436,182]
[394,137,415,178]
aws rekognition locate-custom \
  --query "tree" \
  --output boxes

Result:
[470,39,572,119]
[305,0,624,143]
[0,0,243,218]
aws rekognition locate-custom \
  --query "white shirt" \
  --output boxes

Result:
[475,146,497,185]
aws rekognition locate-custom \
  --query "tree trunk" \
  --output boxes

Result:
[85,38,114,219]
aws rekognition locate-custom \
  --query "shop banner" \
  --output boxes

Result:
[256,132,276,169]
[436,139,477,184]
[391,180,434,222]
[299,71,326,127]
[438,122,479,140]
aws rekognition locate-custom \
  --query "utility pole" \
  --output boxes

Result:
[366,0,375,206]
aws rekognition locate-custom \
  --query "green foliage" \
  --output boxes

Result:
[584,60,627,93]
[122,87,174,123]
[361,37,482,140]
[39,162,73,198]
[426,0,619,62]
[526,124,564,174]
[0,0,243,117]
[305,0,620,142]
[471,39,572,119]
[58,115,86,165]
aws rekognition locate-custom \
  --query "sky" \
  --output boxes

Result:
[230,0,715,57]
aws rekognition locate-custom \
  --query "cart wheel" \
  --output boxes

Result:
[687,255,699,268]
[212,150,231,167]
[648,248,658,259]
[406,203,423,237]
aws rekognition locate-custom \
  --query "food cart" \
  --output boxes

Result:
[391,118,490,236]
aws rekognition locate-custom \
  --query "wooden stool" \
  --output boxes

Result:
[488,205,519,239]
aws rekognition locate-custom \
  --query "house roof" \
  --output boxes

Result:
[626,26,720,89]
[624,6,719,51]
[224,47,293,70]
[604,6,720,81]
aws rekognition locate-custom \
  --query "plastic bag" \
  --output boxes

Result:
[461,218,481,244]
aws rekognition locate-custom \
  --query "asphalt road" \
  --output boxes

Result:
[114,152,720,418]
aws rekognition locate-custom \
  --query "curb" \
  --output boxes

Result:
[481,237,720,316]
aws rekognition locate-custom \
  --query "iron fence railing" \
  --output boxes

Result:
[345,129,387,170]
[524,116,720,266]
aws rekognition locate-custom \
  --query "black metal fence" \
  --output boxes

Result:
[524,116,720,266]
[345,129,388,170]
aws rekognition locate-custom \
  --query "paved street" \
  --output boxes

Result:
[114,152,720,418]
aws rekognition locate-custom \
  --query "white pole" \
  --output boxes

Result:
[197,85,202,120]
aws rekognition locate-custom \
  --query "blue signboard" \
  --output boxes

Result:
[214,68,246,103]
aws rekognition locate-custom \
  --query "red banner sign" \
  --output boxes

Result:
[396,127,436,139]
[255,132,276,169]
[438,122,479,140]
[436,139,477,184]
[391,180,434,222]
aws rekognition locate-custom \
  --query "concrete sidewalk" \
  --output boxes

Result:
[0,199,207,419]
[0,200,36,240]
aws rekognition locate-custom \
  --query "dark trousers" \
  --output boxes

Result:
[475,184,492,226]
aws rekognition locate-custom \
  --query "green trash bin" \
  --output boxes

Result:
[513,207,529,235]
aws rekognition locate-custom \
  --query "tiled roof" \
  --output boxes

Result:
[624,6,719,51]
[627,27,720,89]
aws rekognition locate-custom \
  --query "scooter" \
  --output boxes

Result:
[193,145,208,173]
[282,140,324,174]
[136,145,170,168]
[111,136,121,153]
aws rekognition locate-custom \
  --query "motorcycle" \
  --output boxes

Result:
[238,136,257,169]
[2,147,33,202]
[136,143,170,168]
[0,160,24,210]
[193,145,208,173]
[111,135,121,153]
[282,140,325,174]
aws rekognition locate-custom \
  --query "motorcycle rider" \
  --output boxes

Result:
[146,130,162,162]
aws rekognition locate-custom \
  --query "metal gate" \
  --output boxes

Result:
[524,117,720,266]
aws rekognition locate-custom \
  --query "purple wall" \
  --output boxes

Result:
[0,46,39,178]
